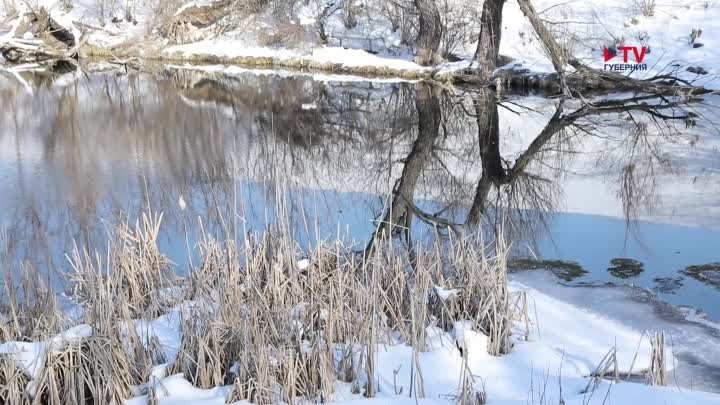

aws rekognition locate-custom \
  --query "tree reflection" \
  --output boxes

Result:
[0,66,712,276]
[368,82,707,250]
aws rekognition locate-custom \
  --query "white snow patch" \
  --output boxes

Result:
[433,285,461,301]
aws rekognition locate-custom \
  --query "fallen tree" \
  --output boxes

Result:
[0,7,80,65]
[456,0,712,97]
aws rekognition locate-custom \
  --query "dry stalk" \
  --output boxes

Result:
[647,331,666,386]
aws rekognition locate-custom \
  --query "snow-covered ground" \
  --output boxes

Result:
[511,270,720,393]
[162,42,434,77]
[3,278,720,405]
[161,0,720,84]
[499,0,720,82]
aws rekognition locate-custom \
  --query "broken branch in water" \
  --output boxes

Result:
[453,0,713,97]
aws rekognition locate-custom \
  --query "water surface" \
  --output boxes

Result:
[1,64,719,321]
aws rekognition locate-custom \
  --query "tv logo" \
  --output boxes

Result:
[603,46,649,71]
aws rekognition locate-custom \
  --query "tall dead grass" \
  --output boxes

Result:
[1,209,513,404]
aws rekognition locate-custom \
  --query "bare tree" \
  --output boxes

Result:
[413,0,442,65]
[317,0,347,43]
[474,0,505,80]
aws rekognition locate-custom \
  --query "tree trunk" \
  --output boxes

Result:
[466,91,567,227]
[474,0,506,80]
[372,82,442,241]
[515,0,566,74]
[317,0,347,43]
[413,0,442,66]
[455,0,710,97]
[466,89,501,226]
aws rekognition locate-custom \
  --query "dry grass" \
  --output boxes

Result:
[175,226,513,402]
[1,209,513,404]
[67,211,175,320]
[31,336,133,405]
[633,0,656,17]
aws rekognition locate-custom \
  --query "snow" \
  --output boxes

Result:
[0,324,93,380]
[126,373,233,405]
[48,324,93,349]
[497,0,720,83]
[154,0,720,85]
[3,279,719,405]
[114,281,720,404]
[167,63,422,83]
[163,41,431,74]
[175,0,216,15]
[433,286,461,301]
[511,270,720,392]
[2,1,720,403]
[158,0,720,85]
[0,341,46,379]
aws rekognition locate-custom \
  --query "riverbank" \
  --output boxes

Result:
[2,0,719,85]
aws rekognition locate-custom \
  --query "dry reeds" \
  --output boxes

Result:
[1,262,62,343]
[0,356,31,405]
[647,331,666,386]
[30,336,133,405]
[68,211,176,320]
[2,210,513,404]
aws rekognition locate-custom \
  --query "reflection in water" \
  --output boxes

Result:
[607,258,645,279]
[508,258,588,282]
[0,65,718,310]
[682,263,720,290]
[653,277,684,295]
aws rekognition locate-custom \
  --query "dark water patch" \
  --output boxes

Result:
[508,257,588,282]
[607,258,645,279]
[682,263,720,290]
[652,277,684,295]
[526,213,720,320]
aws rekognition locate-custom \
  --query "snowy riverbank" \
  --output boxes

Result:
[2,0,719,84]
[3,274,720,405]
